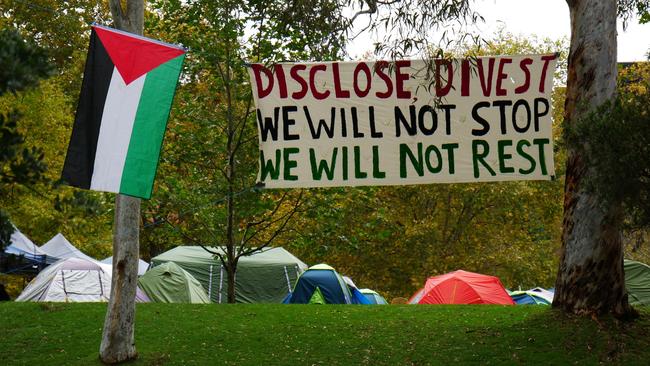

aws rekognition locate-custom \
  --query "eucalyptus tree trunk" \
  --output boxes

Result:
[553,0,635,317]
[99,0,144,363]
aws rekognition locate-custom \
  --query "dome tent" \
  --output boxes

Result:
[151,246,307,303]
[360,288,388,304]
[16,257,149,303]
[409,270,514,305]
[509,289,552,305]
[343,275,372,304]
[526,287,554,303]
[101,256,149,276]
[283,264,369,304]
[138,261,210,303]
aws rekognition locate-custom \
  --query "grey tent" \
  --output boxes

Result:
[40,233,96,262]
[16,257,150,303]
[101,256,149,276]
[151,246,308,303]
[4,227,55,264]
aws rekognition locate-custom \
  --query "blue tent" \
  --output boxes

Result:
[283,264,370,304]
[350,287,372,304]
[360,288,388,304]
[509,288,553,305]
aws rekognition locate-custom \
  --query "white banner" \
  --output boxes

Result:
[248,54,557,188]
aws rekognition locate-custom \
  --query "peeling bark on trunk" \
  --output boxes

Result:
[99,0,144,363]
[553,0,636,318]
[100,195,140,363]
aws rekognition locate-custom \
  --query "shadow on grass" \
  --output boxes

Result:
[496,307,650,364]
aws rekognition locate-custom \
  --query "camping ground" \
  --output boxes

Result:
[1,303,649,365]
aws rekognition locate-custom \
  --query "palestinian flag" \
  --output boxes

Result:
[62,24,186,199]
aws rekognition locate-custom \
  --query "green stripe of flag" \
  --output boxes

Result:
[120,54,185,198]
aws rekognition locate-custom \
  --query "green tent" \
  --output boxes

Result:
[625,259,650,306]
[309,287,327,304]
[151,246,308,303]
[138,262,210,303]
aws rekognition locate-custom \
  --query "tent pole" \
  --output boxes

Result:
[283,266,291,293]
[61,270,68,298]
[208,265,213,300]
[99,271,103,297]
[218,265,223,304]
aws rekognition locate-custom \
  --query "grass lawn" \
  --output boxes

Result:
[1,303,649,365]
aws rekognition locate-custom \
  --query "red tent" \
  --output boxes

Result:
[409,270,514,305]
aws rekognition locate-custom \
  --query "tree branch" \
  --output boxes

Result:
[237,190,303,259]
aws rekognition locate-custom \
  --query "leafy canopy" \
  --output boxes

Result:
[567,63,650,230]
[0,27,52,249]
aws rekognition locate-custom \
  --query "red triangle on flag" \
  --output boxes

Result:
[94,25,185,85]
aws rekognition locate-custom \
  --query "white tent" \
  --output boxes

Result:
[101,256,149,276]
[343,276,358,289]
[4,227,56,264]
[528,287,555,303]
[16,257,150,303]
[40,233,97,262]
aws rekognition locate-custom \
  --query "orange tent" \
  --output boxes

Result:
[409,270,514,305]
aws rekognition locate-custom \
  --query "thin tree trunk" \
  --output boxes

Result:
[227,262,237,303]
[100,0,144,363]
[226,124,235,304]
[553,0,636,318]
[223,28,238,303]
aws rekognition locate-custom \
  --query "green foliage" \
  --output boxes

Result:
[0,26,53,249]
[0,110,47,186]
[0,2,121,256]
[0,72,114,255]
[618,0,650,25]
[567,63,650,230]
[289,182,562,299]
[0,0,109,69]
[247,0,347,61]
[0,211,12,246]
[345,0,482,59]
[640,6,650,24]
[0,28,53,94]
[0,27,51,190]
[1,303,650,365]
[140,0,346,266]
